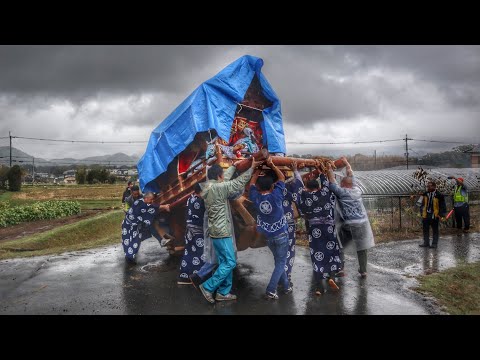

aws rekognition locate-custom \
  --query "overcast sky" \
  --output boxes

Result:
[0,45,479,160]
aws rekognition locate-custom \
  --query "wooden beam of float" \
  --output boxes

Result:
[162,150,346,210]
[234,149,345,173]
[167,191,193,209]
[270,156,345,169]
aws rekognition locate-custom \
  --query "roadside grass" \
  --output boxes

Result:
[416,261,480,315]
[0,210,124,260]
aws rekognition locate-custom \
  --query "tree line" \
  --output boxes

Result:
[75,167,117,185]
[0,165,119,192]
[288,145,472,170]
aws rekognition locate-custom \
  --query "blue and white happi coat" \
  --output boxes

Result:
[121,199,159,260]
[178,193,207,281]
[282,177,304,279]
[299,174,342,281]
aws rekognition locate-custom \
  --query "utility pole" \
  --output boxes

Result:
[9,131,12,167]
[374,149,377,170]
[32,157,35,185]
[404,134,412,170]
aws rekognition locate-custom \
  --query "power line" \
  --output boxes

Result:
[7,134,476,146]
[6,160,137,166]
[1,158,137,165]
[0,156,30,159]
[0,154,32,158]
[410,138,474,144]
[0,156,137,163]
[286,139,404,145]
[12,136,147,144]
[2,140,139,165]
[8,140,137,167]
[12,139,145,147]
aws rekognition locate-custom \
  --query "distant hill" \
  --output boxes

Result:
[50,152,139,165]
[0,147,138,167]
[0,146,48,166]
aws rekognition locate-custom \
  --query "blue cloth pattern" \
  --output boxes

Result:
[178,194,207,281]
[299,174,342,281]
[249,181,288,238]
[121,199,159,260]
[282,178,304,279]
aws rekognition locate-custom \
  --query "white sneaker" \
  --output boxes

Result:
[266,291,279,300]
[215,293,237,301]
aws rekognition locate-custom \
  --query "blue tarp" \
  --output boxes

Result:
[138,55,286,192]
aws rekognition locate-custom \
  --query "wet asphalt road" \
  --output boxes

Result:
[1,232,479,315]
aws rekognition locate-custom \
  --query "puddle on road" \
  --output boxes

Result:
[139,260,176,273]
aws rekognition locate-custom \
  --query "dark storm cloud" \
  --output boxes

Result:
[342,45,480,85]
[0,45,229,97]
[338,45,480,107]
[249,46,379,124]
[0,45,479,159]
[2,45,480,119]
[268,46,480,126]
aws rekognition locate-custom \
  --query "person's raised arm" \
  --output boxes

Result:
[248,168,262,201]
[318,168,329,190]
[326,162,336,184]
[223,158,263,198]
[223,165,237,181]
[327,164,349,198]
[266,157,285,182]
[342,156,354,177]
[250,158,263,170]
[290,161,303,183]
[249,168,262,187]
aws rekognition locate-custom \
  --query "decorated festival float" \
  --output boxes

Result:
[138,55,344,255]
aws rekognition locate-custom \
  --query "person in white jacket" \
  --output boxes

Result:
[327,157,374,278]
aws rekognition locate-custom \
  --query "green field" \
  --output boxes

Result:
[0,184,126,259]
[0,210,124,260]
[1,184,125,210]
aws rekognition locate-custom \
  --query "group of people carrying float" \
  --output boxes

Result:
[120,150,375,302]
[121,152,375,301]
[120,114,376,301]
